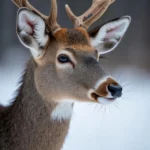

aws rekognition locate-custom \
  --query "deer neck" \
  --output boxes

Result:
[0,59,73,150]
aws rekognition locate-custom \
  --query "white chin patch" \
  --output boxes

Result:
[97,97,116,105]
[51,102,73,121]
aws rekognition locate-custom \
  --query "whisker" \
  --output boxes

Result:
[108,105,112,114]
[98,104,104,112]
[114,102,120,111]
[123,91,132,94]
[117,70,125,82]
[121,96,130,101]
[102,106,106,118]
[94,104,99,112]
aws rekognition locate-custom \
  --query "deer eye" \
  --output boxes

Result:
[58,54,70,63]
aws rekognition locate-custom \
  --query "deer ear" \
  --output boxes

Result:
[89,16,131,55]
[17,8,49,58]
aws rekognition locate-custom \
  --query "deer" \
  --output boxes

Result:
[0,0,131,150]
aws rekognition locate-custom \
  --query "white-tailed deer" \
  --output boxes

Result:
[0,0,131,149]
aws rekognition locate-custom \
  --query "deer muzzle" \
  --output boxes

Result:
[90,77,123,104]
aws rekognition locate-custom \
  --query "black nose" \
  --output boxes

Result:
[108,84,122,98]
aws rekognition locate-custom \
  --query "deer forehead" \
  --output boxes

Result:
[53,28,94,52]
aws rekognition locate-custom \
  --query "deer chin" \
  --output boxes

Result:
[97,97,116,105]
[91,92,117,105]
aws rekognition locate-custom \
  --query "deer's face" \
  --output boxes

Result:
[16,7,131,104]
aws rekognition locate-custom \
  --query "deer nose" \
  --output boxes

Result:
[107,84,122,98]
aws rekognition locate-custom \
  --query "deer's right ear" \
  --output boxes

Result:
[17,8,49,59]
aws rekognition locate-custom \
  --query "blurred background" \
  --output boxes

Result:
[0,0,150,150]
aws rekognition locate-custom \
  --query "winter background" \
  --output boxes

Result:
[0,0,150,150]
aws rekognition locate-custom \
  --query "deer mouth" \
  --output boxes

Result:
[91,92,116,104]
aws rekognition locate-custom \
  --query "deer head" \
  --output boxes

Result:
[12,0,131,104]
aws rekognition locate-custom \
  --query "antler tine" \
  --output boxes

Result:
[65,0,115,29]
[48,0,61,33]
[12,0,61,33]
[12,0,47,19]
[12,0,21,7]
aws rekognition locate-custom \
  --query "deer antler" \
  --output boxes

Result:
[65,0,115,29]
[12,0,60,33]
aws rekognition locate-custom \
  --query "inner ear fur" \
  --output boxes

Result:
[88,16,131,55]
[17,8,49,59]
[88,17,120,38]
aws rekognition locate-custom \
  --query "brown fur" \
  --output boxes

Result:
[54,28,93,51]
[0,60,71,150]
